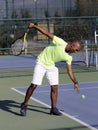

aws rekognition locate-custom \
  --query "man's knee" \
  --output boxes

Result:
[51,85,58,92]
[30,83,37,88]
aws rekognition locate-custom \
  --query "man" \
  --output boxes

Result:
[20,23,82,116]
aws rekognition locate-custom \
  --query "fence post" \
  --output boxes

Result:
[95,30,98,70]
[47,18,50,44]
[85,40,89,67]
[5,0,10,50]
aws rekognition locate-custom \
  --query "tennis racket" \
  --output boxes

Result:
[11,28,29,56]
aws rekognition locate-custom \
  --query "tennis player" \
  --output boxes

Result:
[20,23,83,116]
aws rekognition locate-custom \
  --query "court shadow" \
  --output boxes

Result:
[43,126,93,130]
[27,104,50,115]
[0,100,21,116]
[92,124,98,128]
[0,100,50,116]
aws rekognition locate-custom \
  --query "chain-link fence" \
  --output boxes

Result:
[0,16,98,49]
[0,17,97,67]
[0,16,98,77]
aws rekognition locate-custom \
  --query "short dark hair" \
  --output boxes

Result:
[71,40,84,50]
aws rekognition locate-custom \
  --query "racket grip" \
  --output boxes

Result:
[26,28,30,33]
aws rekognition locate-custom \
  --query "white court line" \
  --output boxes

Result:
[11,87,97,130]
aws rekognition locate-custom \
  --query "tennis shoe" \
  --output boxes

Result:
[50,108,62,116]
[20,103,27,116]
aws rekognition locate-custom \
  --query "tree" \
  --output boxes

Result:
[75,0,98,16]
[54,10,62,17]
[11,10,18,19]
[20,9,32,18]
[0,8,36,52]
[44,10,50,18]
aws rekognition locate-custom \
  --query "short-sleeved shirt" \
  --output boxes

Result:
[37,36,72,67]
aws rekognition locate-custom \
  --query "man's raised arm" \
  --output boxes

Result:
[28,23,54,40]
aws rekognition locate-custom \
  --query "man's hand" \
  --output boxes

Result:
[74,84,80,93]
[27,23,54,40]
[28,23,35,29]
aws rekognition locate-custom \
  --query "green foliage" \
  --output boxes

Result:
[11,11,18,19]
[54,18,92,41]
[44,10,50,18]
[20,9,32,18]
[75,0,98,16]
[53,0,98,41]
[54,10,62,17]
[0,8,34,50]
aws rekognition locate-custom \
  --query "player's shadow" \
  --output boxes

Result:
[0,100,21,116]
[0,100,50,116]
[43,126,91,130]
[28,104,50,114]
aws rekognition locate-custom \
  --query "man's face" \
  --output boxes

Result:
[70,41,82,53]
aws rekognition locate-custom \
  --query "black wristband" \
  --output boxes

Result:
[74,81,78,84]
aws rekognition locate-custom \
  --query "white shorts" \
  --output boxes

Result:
[31,62,59,85]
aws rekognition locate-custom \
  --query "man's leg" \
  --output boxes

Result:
[50,85,62,116]
[20,62,46,116]
[46,67,62,116]
[50,85,58,109]
[24,83,37,105]
[20,83,37,116]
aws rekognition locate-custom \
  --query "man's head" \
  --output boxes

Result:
[65,40,83,53]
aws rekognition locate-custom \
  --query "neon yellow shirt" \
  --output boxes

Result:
[37,36,72,67]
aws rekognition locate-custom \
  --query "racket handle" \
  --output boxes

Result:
[26,28,30,33]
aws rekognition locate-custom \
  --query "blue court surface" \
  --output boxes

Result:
[0,56,36,69]
[12,82,98,130]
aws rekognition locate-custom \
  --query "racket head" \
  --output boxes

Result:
[10,28,29,56]
[11,39,24,56]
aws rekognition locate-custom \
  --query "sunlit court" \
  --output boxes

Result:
[0,0,98,130]
[0,55,98,130]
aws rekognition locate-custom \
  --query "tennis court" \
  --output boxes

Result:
[13,82,98,130]
[0,55,98,130]
[0,0,98,129]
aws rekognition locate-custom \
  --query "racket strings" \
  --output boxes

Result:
[11,39,23,55]
[11,29,29,56]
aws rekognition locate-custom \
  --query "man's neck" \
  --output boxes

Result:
[65,44,71,53]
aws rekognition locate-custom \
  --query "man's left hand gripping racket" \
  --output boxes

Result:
[11,28,29,56]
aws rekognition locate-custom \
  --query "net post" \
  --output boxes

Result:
[85,40,88,67]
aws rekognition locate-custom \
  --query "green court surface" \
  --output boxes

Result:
[0,71,98,130]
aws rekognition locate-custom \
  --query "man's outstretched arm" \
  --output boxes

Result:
[28,23,54,40]
[66,64,80,93]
